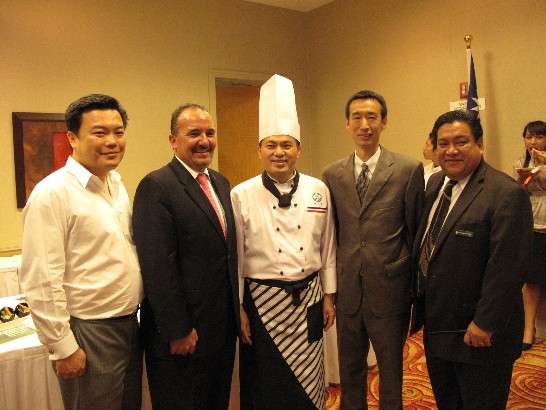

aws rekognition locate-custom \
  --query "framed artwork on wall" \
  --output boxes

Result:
[12,112,70,208]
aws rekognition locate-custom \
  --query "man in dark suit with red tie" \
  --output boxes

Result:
[411,110,533,409]
[132,103,240,409]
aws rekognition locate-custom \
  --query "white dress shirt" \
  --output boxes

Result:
[423,162,442,188]
[21,157,143,360]
[424,174,471,234]
[354,147,381,181]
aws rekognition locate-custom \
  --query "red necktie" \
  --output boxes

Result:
[196,173,226,238]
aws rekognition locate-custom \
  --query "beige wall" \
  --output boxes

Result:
[1,0,545,252]
[0,0,310,251]
[307,0,546,176]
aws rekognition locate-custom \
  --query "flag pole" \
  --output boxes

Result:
[464,34,473,82]
[464,34,479,117]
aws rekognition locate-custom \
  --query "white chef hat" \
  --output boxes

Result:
[259,74,300,143]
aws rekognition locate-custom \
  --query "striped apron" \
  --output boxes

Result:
[240,271,325,410]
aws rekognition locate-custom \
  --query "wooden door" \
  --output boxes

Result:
[216,85,262,188]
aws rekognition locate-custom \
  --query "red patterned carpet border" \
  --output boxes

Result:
[325,330,546,409]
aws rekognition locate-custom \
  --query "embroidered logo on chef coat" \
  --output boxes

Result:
[308,193,327,213]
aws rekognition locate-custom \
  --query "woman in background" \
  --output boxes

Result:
[513,120,546,351]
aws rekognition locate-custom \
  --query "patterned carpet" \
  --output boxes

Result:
[325,330,546,409]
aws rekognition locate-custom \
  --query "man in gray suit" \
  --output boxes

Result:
[411,110,532,409]
[322,90,424,409]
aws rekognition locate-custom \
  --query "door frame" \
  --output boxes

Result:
[207,69,270,170]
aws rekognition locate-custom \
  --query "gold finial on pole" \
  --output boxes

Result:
[464,34,473,49]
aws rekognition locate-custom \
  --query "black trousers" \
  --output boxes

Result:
[426,352,514,410]
[145,330,236,410]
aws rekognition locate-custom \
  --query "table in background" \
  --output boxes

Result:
[0,256,22,298]
[0,295,152,410]
[0,295,63,410]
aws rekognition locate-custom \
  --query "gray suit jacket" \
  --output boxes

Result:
[322,147,424,316]
[411,160,533,364]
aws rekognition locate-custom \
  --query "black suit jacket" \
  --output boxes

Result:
[132,157,240,357]
[411,160,533,364]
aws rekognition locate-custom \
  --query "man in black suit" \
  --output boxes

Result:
[132,103,240,409]
[411,110,533,409]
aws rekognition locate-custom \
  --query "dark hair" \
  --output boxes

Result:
[522,120,546,167]
[170,103,208,135]
[345,90,387,120]
[430,110,483,149]
[65,94,128,134]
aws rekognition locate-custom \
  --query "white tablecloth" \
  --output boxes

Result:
[0,256,22,298]
[0,295,152,410]
[0,331,63,410]
[0,295,63,410]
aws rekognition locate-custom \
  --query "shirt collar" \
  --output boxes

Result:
[65,156,121,188]
[440,171,472,191]
[354,146,381,177]
[175,155,210,180]
[267,169,297,185]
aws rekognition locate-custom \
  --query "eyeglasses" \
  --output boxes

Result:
[0,303,30,323]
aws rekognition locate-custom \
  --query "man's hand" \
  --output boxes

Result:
[323,294,336,332]
[240,305,252,345]
[56,347,86,380]
[170,328,198,355]
[464,321,493,348]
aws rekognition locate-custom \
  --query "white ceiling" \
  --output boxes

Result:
[245,0,335,12]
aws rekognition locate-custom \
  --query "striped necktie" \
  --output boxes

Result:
[417,179,457,296]
[356,164,370,204]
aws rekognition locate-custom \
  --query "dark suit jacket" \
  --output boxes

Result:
[132,157,240,357]
[322,147,424,317]
[411,160,533,364]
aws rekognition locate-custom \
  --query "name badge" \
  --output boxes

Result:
[455,230,474,238]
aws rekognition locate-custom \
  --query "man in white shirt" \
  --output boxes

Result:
[423,133,441,187]
[20,94,144,410]
[231,75,336,409]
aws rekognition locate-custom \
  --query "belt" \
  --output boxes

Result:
[247,271,319,306]
[89,308,139,322]
[107,308,139,321]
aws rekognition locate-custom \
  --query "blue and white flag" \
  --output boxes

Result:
[466,48,479,117]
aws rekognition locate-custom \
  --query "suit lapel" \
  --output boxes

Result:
[431,161,486,260]
[336,154,361,207]
[169,158,226,242]
[360,148,394,215]
[416,174,444,249]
